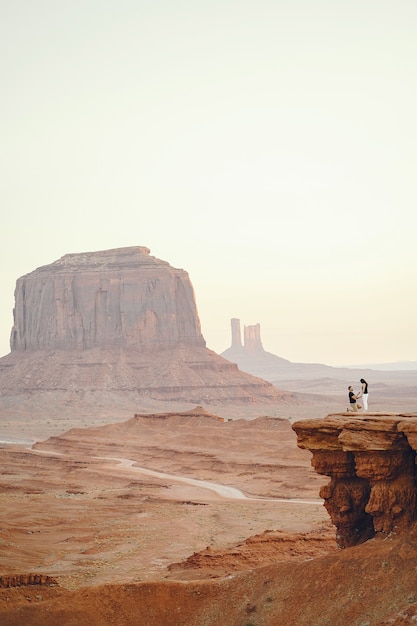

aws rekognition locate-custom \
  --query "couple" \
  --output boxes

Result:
[348,379,369,412]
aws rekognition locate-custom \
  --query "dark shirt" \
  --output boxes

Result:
[349,391,356,404]
[362,382,368,394]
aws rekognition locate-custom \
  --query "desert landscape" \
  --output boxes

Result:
[0,409,331,587]
[1,247,416,625]
[3,409,417,625]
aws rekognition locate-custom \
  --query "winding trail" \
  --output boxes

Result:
[31,447,322,505]
[101,456,322,504]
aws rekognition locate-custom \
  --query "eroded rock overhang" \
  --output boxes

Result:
[292,413,417,548]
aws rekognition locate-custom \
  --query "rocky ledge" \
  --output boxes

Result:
[292,412,417,548]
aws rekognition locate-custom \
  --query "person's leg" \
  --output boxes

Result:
[362,394,368,410]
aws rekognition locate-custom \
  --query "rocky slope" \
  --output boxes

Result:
[2,531,417,626]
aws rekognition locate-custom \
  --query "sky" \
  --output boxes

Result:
[1,0,416,367]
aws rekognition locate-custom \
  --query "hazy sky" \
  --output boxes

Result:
[1,1,416,366]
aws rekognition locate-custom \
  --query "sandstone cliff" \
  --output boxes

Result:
[10,246,205,352]
[292,412,417,548]
[0,247,286,417]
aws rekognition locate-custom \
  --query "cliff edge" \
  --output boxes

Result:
[293,412,417,548]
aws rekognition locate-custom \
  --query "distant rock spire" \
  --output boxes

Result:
[231,318,242,349]
[244,323,264,353]
[228,319,264,354]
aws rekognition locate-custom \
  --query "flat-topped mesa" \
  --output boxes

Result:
[292,413,417,548]
[10,246,205,352]
[1,247,286,407]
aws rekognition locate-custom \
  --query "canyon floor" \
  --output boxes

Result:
[0,408,330,585]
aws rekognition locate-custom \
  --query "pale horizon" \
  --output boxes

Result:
[1,1,416,368]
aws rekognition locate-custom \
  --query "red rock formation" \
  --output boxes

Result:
[0,574,58,588]
[292,413,417,548]
[243,323,264,353]
[221,318,293,381]
[224,318,265,354]
[10,247,205,352]
[230,318,242,349]
[134,405,225,422]
[0,248,286,409]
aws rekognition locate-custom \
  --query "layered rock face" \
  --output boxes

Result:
[10,247,205,352]
[0,247,285,408]
[293,413,417,548]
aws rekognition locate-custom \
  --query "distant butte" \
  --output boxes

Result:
[10,246,205,353]
[0,247,287,426]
